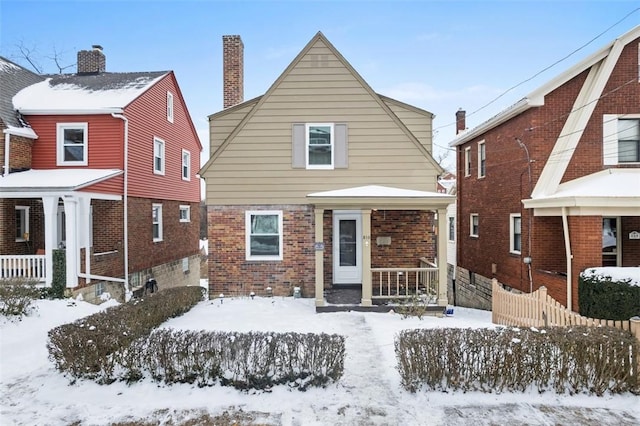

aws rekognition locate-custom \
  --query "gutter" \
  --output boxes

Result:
[111,113,130,299]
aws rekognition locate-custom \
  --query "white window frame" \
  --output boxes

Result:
[470,213,479,237]
[153,137,165,175]
[167,91,174,123]
[181,149,191,181]
[477,141,486,178]
[152,203,163,242]
[179,205,190,222]
[57,123,88,166]
[15,206,30,242]
[510,213,522,255]
[245,210,283,261]
[464,146,471,177]
[448,216,455,242]
[306,123,334,170]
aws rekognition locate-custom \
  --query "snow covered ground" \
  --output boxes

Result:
[1,294,639,425]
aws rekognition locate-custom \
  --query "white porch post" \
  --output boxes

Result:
[361,209,372,307]
[78,196,91,283]
[314,208,325,307]
[437,208,448,306]
[63,197,78,288]
[42,196,57,287]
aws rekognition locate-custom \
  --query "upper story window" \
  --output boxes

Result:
[307,123,334,169]
[478,141,486,178]
[153,137,165,175]
[291,123,348,170]
[182,149,191,181]
[152,203,163,242]
[470,213,479,237]
[245,210,283,261]
[167,91,174,123]
[57,123,88,166]
[464,146,471,177]
[510,213,522,254]
[603,115,640,165]
[15,206,29,242]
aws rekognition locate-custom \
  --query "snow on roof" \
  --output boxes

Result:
[3,124,37,139]
[307,185,450,198]
[0,57,21,72]
[582,267,640,287]
[13,72,167,113]
[537,169,640,199]
[0,169,122,191]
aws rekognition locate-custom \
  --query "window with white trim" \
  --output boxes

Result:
[57,123,88,166]
[464,146,471,177]
[306,123,334,169]
[15,206,29,242]
[245,210,283,260]
[152,204,163,242]
[182,149,191,181]
[167,91,174,123]
[448,216,455,242]
[510,214,522,254]
[478,141,486,178]
[603,115,640,165]
[470,213,479,237]
[179,205,190,222]
[153,137,165,175]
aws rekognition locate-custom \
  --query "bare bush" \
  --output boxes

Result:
[0,278,41,318]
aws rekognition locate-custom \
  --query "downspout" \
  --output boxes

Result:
[561,207,572,311]
[111,113,130,299]
[3,131,10,176]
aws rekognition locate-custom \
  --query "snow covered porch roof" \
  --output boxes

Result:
[523,169,640,216]
[0,169,123,199]
[307,185,454,210]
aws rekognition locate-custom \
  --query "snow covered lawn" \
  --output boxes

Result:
[1,296,639,425]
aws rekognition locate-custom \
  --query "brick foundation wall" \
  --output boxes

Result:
[454,266,492,310]
[208,205,315,298]
[447,263,455,305]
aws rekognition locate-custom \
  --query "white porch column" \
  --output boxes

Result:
[361,209,372,307]
[314,208,325,307]
[42,196,57,287]
[437,208,448,306]
[78,196,91,283]
[63,197,78,288]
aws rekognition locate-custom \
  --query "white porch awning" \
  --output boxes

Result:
[307,185,454,209]
[0,169,123,199]
[523,169,640,216]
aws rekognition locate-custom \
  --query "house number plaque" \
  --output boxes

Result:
[630,231,640,240]
[314,242,325,251]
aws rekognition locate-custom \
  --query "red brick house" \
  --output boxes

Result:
[201,33,453,310]
[0,47,202,302]
[450,25,640,312]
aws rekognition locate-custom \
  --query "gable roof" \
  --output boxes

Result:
[450,25,640,148]
[200,31,443,175]
[0,56,44,133]
[13,71,168,114]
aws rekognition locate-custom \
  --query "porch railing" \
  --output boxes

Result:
[371,260,438,302]
[0,255,46,282]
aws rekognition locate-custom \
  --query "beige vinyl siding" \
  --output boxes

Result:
[204,38,439,205]
[209,102,256,153]
[383,101,433,152]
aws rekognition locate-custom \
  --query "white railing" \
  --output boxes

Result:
[0,255,46,282]
[371,266,439,302]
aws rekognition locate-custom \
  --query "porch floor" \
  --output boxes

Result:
[318,285,446,314]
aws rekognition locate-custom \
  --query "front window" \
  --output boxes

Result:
[179,205,190,222]
[470,213,479,237]
[57,123,88,165]
[306,123,333,169]
[510,214,522,254]
[152,204,163,242]
[182,149,191,181]
[245,210,283,260]
[618,119,640,163]
[464,147,471,177]
[15,206,29,242]
[153,137,165,175]
[602,217,619,267]
[478,141,486,178]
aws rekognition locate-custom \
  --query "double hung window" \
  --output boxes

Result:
[245,211,283,260]
[57,123,88,165]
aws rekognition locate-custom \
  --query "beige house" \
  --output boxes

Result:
[200,32,453,310]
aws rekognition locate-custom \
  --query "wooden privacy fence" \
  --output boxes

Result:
[492,278,640,345]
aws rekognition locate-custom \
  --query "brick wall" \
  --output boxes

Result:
[0,134,33,173]
[371,210,436,268]
[454,265,493,310]
[622,216,640,266]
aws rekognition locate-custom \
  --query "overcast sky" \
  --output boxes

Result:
[1,1,638,170]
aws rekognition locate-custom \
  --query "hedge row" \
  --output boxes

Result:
[579,272,640,320]
[47,286,205,382]
[106,329,345,390]
[395,326,639,395]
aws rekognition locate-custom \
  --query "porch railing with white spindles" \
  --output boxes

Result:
[0,255,46,282]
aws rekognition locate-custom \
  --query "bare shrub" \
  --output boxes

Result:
[0,278,41,318]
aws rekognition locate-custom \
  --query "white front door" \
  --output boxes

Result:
[333,211,362,284]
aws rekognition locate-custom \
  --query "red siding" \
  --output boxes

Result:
[124,73,201,203]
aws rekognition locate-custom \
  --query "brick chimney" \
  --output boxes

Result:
[455,108,466,135]
[223,35,244,109]
[77,45,105,74]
